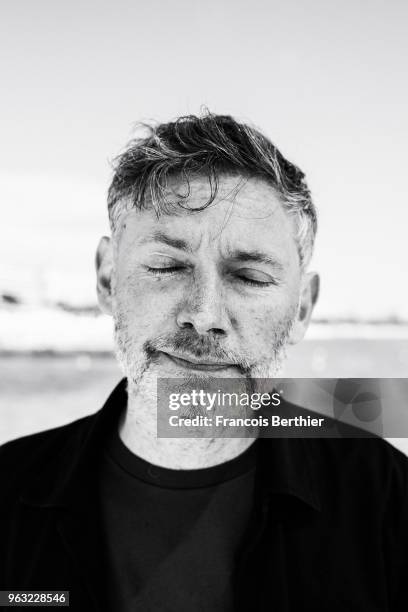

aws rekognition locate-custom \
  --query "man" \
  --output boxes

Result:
[1,112,407,611]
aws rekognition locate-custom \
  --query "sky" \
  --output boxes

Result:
[1,0,407,319]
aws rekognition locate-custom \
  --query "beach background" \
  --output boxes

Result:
[1,0,407,452]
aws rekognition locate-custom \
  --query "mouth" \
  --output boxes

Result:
[161,351,237,372]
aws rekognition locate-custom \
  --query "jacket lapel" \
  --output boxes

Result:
[56,499,107,610]
[19,379,129,611]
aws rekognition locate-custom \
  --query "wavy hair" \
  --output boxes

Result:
[108,111,317,268]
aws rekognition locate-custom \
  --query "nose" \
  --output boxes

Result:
[176,270,229,336]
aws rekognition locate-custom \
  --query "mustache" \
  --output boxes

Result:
[143,330,252,374]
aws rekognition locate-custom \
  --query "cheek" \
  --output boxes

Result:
[240,308,273,345]
[114,272,176,333]
[238,300,297,351]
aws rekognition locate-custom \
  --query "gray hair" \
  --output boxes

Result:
[107,111,317,268]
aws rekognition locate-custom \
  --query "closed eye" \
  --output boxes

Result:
[146,266,185,275]
[236,275,277,287]
[145,266,277,286]
[233,268,278,287]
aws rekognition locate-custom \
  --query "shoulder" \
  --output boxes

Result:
[0,414,95,501]
[0,414,94,461]
[0,378,126,508]
[282,397,408,491]
[313,435,408,515]
[316,433,408,476]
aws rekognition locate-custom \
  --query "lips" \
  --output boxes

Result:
[161,351,235,371]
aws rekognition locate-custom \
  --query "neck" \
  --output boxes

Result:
[118,378,256,469]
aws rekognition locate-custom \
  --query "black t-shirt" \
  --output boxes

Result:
[98,431,257,612]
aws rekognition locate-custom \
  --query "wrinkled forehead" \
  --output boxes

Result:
[157,172,281,214]
[116,174,299,263]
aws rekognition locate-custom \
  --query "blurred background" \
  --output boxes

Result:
[1,0,407,451]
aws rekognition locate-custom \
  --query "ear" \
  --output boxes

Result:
[95,236,114,315]
[288,271,320,345]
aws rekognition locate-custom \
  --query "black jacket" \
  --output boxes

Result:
[1,378,408,611]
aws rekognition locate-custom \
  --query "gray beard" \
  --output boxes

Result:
[112,302,297,413]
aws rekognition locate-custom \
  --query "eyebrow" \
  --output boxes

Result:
[227,250,284,270]
[139,231,191,252]
[140,231,283,269]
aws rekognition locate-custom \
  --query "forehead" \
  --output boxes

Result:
[118,175,299,263]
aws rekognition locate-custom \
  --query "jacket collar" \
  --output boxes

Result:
[20,378,128,508]
[21,378,322,513]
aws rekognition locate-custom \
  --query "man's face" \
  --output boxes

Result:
[100,175,315,390]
